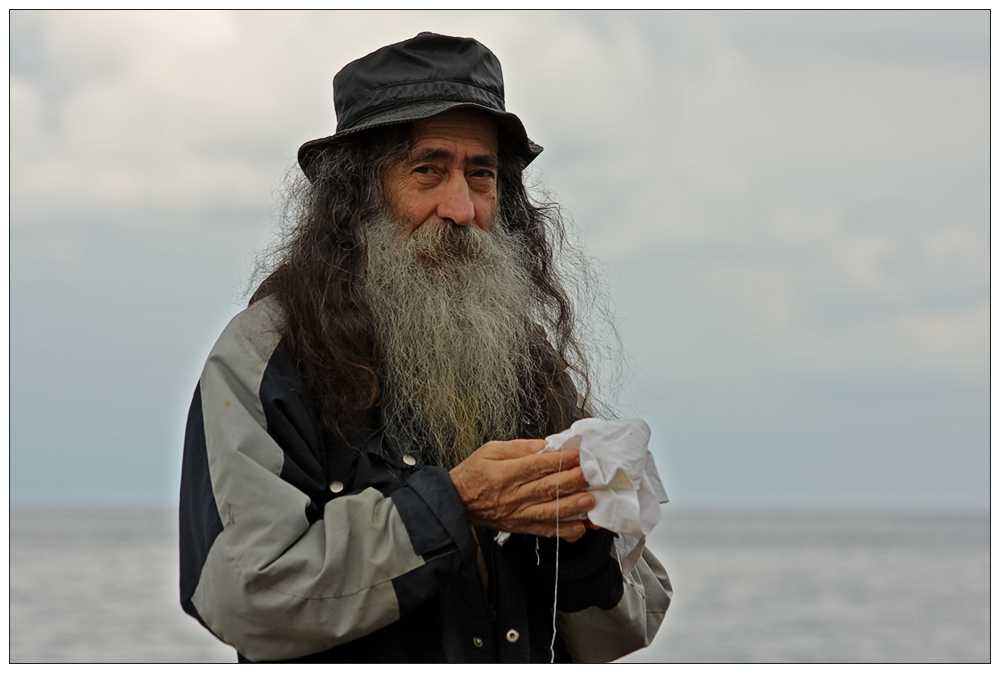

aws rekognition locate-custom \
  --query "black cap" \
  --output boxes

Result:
[297,32,542,180]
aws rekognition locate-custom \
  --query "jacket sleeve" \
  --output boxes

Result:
[531,527,672,662]
[530,356,672,661]
[555,546,672,662]
[179,298,477,662]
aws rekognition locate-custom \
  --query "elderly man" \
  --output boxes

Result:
[179,32,671,663]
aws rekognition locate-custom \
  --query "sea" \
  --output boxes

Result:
[9,511,989,663]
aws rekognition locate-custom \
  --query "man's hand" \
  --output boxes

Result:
[449,439,595,542]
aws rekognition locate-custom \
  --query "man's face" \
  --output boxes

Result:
[384,108,499,234]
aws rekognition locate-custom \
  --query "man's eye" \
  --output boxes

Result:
[470,169,496,180]
[414,165,435,175]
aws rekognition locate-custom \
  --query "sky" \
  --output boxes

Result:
[9,10,990,511]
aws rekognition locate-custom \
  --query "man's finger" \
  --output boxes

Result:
[523,466,589,502]
[519,490,595,525]
[521,516,589,542]
[557,492,596,521]
[478,438,546,460]
[553,520,588,541]
[507,449,581,486]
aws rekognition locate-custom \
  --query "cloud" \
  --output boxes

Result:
[11,11,468,219]
[9,10,989,508]
[874,302,989,371]
[11,10,988,378]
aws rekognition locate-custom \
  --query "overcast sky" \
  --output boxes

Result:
[10,10,989,511]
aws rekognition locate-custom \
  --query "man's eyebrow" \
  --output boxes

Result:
[469,153,500,170]
[409,147,499,169]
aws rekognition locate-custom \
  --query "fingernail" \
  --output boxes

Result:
[578,494,594,509]
[530,440,547,453]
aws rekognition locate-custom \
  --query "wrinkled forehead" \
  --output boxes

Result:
[406,109,500,159]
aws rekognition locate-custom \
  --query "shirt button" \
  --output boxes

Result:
[329,481,344,494]
[506,629,519,643]
[402,455,417,467]
[473,636,484,648]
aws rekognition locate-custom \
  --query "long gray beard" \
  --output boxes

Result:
[362,216,536,469]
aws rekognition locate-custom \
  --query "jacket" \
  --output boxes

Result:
[179,296,672,662]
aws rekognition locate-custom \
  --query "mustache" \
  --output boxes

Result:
[405,220,500,267]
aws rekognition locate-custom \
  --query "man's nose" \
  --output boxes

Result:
[435,175,476,226]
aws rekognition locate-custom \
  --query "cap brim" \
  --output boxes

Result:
[297,101,542,181]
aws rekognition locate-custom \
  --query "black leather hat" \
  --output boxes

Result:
[297,32,542,180]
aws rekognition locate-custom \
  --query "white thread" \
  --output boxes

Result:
[535,536,541,565]
[550,448,563,663]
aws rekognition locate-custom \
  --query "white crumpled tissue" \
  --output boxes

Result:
[496,418,668,575]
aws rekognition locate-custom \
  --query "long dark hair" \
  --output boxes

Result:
[251,125,596,442]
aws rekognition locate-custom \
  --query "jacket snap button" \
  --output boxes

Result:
[473,636,484,648]
[402,455,417,467]
[329,481,344,493]
[506,629,519,643]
